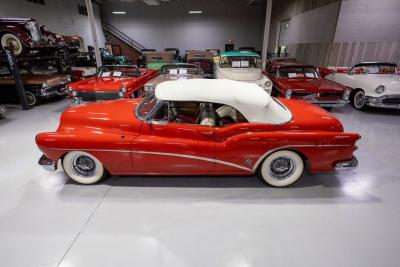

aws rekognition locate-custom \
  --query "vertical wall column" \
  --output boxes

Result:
[85,0,102,68]
[261,0,273,70]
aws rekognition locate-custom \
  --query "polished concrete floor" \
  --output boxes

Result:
[0,99,400,267]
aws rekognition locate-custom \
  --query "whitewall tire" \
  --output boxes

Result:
[25,91,37,106]
[351,90,366,110]
[258,150,304,187]
[1,33,23,55]
[62,151,108,184]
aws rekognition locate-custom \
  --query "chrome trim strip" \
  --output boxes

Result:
[133,150,253,172]
[50,148,131,153]
[335,156,358,170]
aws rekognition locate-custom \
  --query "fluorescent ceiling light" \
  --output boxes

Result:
[112,11,126,14]
[142,0,160,5]
[188,10,202,14]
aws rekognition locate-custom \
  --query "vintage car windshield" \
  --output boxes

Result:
[98,66,141,78]
[137,92,157,120]
[351,64,396,75]
[161,65,201,75]
[278,66,319,79]
[220,56,261,68]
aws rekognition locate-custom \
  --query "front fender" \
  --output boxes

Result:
[0,27,31,47]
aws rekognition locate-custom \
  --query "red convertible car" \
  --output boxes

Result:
[66,65,159,104]
[36,79,360,187]
[266,62,351,108]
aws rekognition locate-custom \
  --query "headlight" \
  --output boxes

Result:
[265,80,272,88]
[67,86,74,92]
[375,85,385,94]
[119,86,127,98]
[342,90,350,100]
[285,89,292,99]
[41,82,48,88]
[72,91,77,97]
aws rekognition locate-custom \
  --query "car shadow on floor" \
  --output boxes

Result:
[58,171,381,204]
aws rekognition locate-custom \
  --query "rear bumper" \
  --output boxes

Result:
[365,95,400,109]
[335,156,358,170]
[38,154,57,172]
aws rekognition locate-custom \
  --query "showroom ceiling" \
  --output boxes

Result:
[99,0,266,7]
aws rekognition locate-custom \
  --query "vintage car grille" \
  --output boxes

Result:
[76,91,120,101]
[26,21,42,42]
[382,97,400,105]
[291,92,316,99]
[319,92,342,98]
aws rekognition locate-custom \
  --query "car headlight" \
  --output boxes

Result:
[41,82,48,88]
[285,89,292,99]
[342,90,350,100]
[375,85,385,94]
[265,80,272,88]
[119,86,127,98]
[67,86,73,92]
[72,91,77,97]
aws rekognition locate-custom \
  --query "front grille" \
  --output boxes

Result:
[47,84,66,93]
[319,92,342,98]
[382,98,400,105]
[291,92,316,99]
[76,91,120,101]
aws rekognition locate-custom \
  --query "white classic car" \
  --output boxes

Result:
[215,51,272,94]
[324,62,400,109]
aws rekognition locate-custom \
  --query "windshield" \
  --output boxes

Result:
[278,66,319,78]
[351,64,396,74]
[98,66,140,78]
[161,65,201,75]
[137,92,157,120]
[220,56,261,68]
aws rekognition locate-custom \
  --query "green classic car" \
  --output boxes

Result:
[100,48,128,65]
[143,51,175,70]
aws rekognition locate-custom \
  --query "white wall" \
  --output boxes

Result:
[101,0,265,53]
[334,0,400,42]
[0,0,105,51]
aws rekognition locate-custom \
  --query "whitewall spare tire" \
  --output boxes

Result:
[1,33,24,55]
[258,150,304,187]
[62,151,108,184]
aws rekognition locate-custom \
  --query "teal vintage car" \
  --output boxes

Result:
[143,51,175,70]
[100,48,128,65]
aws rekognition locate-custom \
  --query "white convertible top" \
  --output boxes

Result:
[155,79,291,124]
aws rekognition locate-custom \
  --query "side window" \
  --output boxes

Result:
[169,101,200,124]
[152,102,169,123]
[214,103,248,127]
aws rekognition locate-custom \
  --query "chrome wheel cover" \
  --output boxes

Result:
[25,92,36,106]
[268,156,296,180]
[5,37,21,52]
[71,155,96,177]
[354,91,365,108]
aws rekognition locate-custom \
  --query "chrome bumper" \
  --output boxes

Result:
[38,154,57,172]
[310,99,349,108]
[335,156,358,170]
[365,95,400,109]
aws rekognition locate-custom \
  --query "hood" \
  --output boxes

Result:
[58,99,143,135]
[217,67,263,81]
[71,77,132,91]
[279,99,344,132]
[359,74,400,94]
[276,78,347,93]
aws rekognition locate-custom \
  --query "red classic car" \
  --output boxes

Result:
[66,65,159,104]
[0,18,57,56]
[36,79,360,187]
[266,62,351,108]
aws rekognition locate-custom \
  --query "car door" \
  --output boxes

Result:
[132,102,215,175]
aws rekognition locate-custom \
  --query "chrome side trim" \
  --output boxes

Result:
[133,150,253,172]
[49,148,131,153]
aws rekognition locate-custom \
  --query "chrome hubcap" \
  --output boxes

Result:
[268,156,296,180]
[5,38,20,51]
[71,155,96,177]
[355,92,365,108]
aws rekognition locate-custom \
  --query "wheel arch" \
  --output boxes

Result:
[255,147,309,173]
